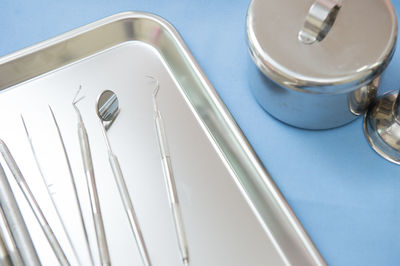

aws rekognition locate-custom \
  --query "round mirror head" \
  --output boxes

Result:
[96,90,119,122]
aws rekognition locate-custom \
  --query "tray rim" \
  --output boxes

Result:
[0,11,326,265]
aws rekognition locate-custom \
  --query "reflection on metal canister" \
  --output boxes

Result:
[247,0,398,129]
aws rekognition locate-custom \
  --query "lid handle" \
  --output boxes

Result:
[298,0,342,45]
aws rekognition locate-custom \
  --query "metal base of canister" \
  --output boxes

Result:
[364,90,400,165]
[248,61,362,130]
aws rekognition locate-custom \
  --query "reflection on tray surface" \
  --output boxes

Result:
[0,82,191,266]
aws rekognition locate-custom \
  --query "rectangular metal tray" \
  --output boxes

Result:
[0,12,325,265]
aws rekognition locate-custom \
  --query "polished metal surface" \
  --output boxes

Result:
[151,78,189,265]
[0,227,12,266]
[97,90,151,266]
[0,140,68,265]
[364,90,400,165]
[22,115,81,265]
[0,206,20,266]
[0,159,40,266]
[0,12,325,265]
[348,78,379,116]
[298,0,342,45]
[247,0,397,129]
[73,89,111,266]
[49,106,94,265]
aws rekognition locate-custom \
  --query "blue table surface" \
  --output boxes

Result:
[1,1,400,265]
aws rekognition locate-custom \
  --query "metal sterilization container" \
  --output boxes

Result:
[247,0,398,129]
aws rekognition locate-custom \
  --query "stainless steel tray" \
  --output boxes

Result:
[0,12,325,265]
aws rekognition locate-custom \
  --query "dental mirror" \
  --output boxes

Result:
[96,90,120,130]
[96,90,151,266]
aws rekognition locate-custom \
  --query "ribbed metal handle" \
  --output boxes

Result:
[108,152,151,266]
[78,124,111,266]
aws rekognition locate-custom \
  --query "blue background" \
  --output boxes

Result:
[1,1,400,265]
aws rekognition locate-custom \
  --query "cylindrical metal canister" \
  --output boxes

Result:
[247,0,398,129]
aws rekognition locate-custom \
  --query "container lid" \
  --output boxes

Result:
[246,0,398,93]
